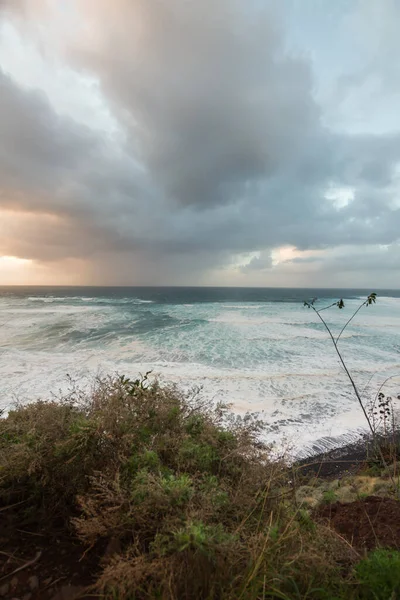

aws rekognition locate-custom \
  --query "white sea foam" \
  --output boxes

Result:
[1,291,400,454]
[27,296,91,302]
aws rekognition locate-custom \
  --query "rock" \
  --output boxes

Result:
[23,593,33,600]
[0,583,10,597]
[28,575,39,591]
[44,577,53,586]
[51,585,85,600]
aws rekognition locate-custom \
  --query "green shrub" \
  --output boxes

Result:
[297,508,316,533]
[178,439,219,472]
[357,492,369,500]
[124,449,161,477]
[185,413,205,436]
[355,549,400,599]
[217,429,237,446]
[160,473,193,506]
[322,490,337,504]
[152,520,236,557]
[0,374,360,599]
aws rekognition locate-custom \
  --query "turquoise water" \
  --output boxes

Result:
[1,287,399,455]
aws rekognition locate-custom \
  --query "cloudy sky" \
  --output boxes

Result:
[0,0,399,287]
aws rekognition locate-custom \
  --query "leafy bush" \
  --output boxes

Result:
[322,490,338,505]
[355,549,400,599]
[0,375,358,599]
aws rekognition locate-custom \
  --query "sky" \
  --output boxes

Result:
[0,0,399,287]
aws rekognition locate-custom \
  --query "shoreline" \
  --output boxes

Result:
[296,434,372,478]
[296,431,399,478]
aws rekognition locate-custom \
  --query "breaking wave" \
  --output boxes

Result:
[1,287,400,454]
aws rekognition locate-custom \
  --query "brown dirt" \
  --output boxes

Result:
[0,523,103,600]
[316,496,400,550]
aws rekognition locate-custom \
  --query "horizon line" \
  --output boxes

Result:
[0,284,399,291]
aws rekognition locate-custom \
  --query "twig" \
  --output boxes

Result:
[362,503,380,549]
[0,499,28,512]
[312,306,375,438]
[305,294,399,495]
[16,529,47,537]
[0,550,42,582]
[320,524,361,559]
[43,575,66,591]
[372,375,400,414]
[0,550,22,561]
[336,300,367,343]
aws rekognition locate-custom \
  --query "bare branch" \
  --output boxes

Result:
[336,300,367,344]
[309,304,375,438]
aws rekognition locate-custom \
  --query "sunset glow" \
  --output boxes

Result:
[0,255,34,285]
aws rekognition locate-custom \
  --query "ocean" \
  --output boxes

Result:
[1,286,399,457]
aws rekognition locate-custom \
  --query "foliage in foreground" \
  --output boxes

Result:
[0,375,398,599]
[355,549,400,600]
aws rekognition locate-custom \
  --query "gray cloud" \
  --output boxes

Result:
[317,245,400,274]
[0,0,400,285]
[0,70,99,202]
[276,243,400,290]
[240,251,273,273]
[74,0,319,209]
[285,256,321,265]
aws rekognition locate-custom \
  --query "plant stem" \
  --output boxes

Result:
[311,304,397,491]
[335,300,367,344]
[311,306,375,438]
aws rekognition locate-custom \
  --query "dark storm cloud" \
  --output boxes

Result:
[75,0,319,209]
[0,0,400,283]
[0,70,98,199]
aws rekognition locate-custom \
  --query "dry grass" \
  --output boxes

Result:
[0,375,394,599]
